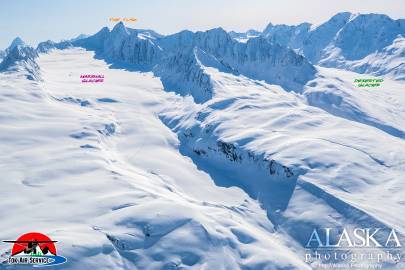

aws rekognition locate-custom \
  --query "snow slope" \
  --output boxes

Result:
[159,52,405,269]
[322,37,405,81]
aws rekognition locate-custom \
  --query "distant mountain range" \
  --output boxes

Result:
[1,12,404,89]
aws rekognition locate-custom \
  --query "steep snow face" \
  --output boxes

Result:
[120,34,162,68]
[159,27,235,57]
[262,23,310,50]
[301,12,353,63]
[220,37,316,90]
[194,28,235,57]
[154,47,215,103]
[0,48,315,270]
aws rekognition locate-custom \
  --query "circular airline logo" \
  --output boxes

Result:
[2,232,67,267]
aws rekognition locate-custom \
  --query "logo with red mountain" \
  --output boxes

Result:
[2,232,67,267]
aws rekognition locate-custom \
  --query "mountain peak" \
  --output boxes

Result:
[205,27,227,35]
[7,37,25,51]
[112,22,128,33]
[263,22,274,33]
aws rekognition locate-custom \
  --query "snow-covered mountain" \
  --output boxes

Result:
[1,12,405,270]
[0,37,39,80]
[105,22,162,68]
[5,37,26,53]
[261,12,405,80]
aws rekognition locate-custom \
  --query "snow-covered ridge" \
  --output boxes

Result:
[37,40,73,53]
[70,23,316,99]
[229,29,260,43]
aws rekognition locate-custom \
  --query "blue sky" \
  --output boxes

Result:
[0,0,404,49]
